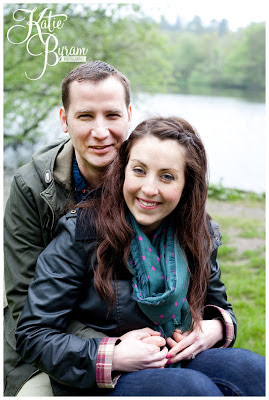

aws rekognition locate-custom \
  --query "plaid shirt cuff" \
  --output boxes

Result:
[202,305,234,348]
[96,337,121,389]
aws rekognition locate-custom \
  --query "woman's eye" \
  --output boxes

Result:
[161,173,174,181]
[133,167,145,175]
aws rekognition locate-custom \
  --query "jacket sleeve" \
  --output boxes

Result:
[203,220,237,347]
[5,169,108,343]
[15,214,109,389]
[4,171,47,323]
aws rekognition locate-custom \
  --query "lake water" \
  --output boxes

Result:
[4,92,266,204]
[131,93,266,194]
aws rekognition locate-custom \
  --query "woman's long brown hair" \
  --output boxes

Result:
[80,116,212,326]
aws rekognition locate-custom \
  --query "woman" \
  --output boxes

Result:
[15,117,265,396]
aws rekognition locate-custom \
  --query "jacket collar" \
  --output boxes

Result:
[75,187,102,241]
[53,140,73,190]
[32,136,73,190]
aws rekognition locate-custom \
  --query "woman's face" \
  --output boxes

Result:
[123,135,186,233]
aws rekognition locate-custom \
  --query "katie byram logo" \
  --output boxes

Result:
[7,7,88,80]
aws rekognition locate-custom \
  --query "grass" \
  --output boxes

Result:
[208,192,265,357]
[219,258,265,356]
[208,183,265,203]
[215,217,265,240]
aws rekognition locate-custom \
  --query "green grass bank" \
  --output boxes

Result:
[207,186,265,356]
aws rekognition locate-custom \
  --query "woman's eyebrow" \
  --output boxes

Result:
[130,159,147,167]
[130,159,179,172]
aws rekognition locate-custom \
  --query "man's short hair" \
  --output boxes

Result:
[62,60,131,111]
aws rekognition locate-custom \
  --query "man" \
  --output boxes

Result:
[4,60,132,396]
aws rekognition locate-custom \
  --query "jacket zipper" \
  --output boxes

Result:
[40,193,55,233]
[14,369,40,396]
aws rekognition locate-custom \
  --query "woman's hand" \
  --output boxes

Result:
[112,328,168,372]
[120,327,166,347]
[166,320,223,364]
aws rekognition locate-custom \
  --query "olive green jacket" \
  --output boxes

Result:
[3,136,109,396]
[4,136,76,396]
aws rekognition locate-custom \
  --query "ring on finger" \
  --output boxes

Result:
[191,353,195,359]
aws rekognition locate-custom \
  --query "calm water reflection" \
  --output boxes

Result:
[132,93,265,193]
[4,92,266,205]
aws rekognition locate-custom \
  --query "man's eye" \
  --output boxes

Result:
[108,113,120,118]
[161,173,174,181]
[79,114,92,119]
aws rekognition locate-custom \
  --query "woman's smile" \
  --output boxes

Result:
[137,197,161,209]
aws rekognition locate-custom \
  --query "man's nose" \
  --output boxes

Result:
[91,119,109,140]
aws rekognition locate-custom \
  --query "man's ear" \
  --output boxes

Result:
[128,105,132,129]
[59,107,68,133]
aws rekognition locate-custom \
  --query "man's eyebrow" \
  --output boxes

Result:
[74,109,123,116]
[106,108,123,114]
[74,110,92,116]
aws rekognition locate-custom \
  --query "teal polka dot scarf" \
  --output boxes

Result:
[128,212,192,340]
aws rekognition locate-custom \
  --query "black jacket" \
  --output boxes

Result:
[15,209,237,395]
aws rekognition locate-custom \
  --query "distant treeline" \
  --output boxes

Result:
[4,4,265,149]
[157,16,265,92]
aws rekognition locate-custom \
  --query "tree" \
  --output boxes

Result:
[187,16,204,34]
[222,23,265,89]
[218,19,229,37]
[4,3,172,149]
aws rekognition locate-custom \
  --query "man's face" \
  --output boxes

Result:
[60,77,132,178]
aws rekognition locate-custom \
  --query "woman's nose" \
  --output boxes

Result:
[141,181,159,197]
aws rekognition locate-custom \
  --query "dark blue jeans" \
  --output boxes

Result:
[106,348,265,396]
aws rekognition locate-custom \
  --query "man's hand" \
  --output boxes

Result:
[112,328,168,372]
[165,320,223,364]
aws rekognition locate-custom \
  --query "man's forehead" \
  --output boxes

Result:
[67,77,128,112]
[69,76,124,91]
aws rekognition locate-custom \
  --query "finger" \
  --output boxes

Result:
[141,336,166,347]
[120,329,151,341]
[166,337,177,348]
[135,331,152,340]
[169,346,198,363]
[173,330,189,341]
[174,328,185,334]
[152,345,168,361]
[142,327,161,336]
[146,358,168,369]
[167,331,196,357]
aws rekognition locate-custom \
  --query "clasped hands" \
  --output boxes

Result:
[112,320,223,372]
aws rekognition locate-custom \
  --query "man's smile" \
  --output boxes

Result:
[89,145,112,149]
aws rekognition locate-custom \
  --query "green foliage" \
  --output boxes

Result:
[164,21,265,92]
[4,3,265,148]
[208,183,265,202]
[220,260,265,356]
[215,216,265,240]
[4,3,172,147]
[222,24,265,89]
[217,246,237,261]
[210,202,265,356]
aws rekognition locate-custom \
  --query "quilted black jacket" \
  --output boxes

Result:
[15,209,237,395]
